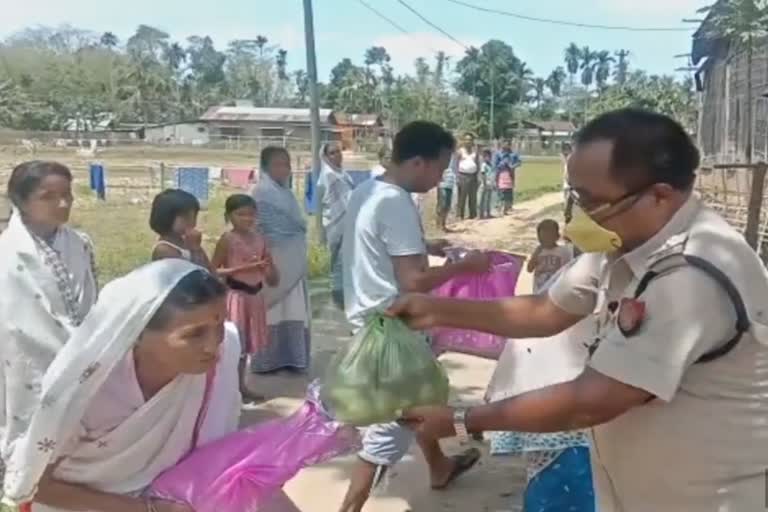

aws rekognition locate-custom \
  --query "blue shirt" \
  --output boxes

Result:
[493,150,521,173]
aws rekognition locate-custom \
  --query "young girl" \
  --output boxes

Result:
[149,188,211,269]
[212,194,279,403]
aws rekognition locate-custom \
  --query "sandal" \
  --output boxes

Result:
[431,447,481,490]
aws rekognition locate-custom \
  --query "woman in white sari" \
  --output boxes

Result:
[0,161,98,471]
[251,147,311,374]
[3,260,298,512]
[315,142,354,309]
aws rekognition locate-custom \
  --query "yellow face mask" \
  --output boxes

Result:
[563,203,623,253]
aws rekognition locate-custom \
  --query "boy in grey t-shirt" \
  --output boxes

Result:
[339,121,490,511]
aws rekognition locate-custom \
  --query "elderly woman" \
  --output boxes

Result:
[315,142,354,309]
[0,161,98,468]
[251,147,311,374]
[3,260,299,512]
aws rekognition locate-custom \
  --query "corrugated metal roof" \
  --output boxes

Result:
[200,106,333,123]
[332,112,382,126]
[523,120,575,133]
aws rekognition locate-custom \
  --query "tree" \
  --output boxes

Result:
[186,36,226,86]
[532,78,547,109]
[255,35,268,57]
[614,49,630,85]
[456,39,530,137]
[594,50,614,90]
[546,66,566,97]
[100,32,118,49]
[276,49,288,80]
[293,69,309,106]
[587,71,696,127]
[579,46,597,90]
[126,25,170,62]
[564,43,581,84]
[164,42,186,71]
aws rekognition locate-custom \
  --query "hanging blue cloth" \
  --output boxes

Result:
[88,164,106,200]
[175,167,209,207]
[304,171,317,215]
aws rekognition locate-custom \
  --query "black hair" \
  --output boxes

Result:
[224,193,256,221]
[391,121,456,164]
[149,189,200,236]
[260,146,290,171]
[482,148,492,157]
[537,218,560,234]
[575,108,699,191]
[7,160,73,207]
[146,269,226,330]
[323,142,341,155]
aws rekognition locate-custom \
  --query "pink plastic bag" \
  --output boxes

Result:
[430,251,523,359]
[151,382,359,512]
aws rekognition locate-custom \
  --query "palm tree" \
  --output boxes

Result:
[579,47,598,123]
[579,46,597,90]
[614,49,630,85]
[255,35,268,58]
[532,78,547,109]
[516,62,535,98]
[564,43,581,85]
[594,50,614,90]
[546,66,567,97]
[276,49,288,80]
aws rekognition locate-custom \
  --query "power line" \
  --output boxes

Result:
[357,0,412,37]
[356,0,439,53]
[445,0,695,32]
[395,0,470,50]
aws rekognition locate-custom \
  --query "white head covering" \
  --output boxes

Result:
[3,259,205,505]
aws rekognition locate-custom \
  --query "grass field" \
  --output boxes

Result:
[1,146,563,284]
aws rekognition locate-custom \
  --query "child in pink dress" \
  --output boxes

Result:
[212,194,279,403]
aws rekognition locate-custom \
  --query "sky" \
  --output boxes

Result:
[1,0,709,82]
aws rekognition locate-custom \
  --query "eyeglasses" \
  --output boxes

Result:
[564,184,651,222]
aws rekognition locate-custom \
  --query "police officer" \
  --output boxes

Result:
[390,109,768,511]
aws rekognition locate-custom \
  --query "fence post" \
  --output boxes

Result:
[745,162,767,250]
[159,161,166,190]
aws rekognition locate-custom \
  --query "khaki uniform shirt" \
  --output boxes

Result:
[549,196,768,512]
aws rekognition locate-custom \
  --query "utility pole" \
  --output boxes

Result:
[303,0,322,180]
[489,65,495,142]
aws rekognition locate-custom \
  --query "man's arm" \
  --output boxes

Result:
[466,368,651,433]
[394,293,584,339]
[402,368,652,439]
[392,253,489,294]
[389,252,599,338]
[403,264,738,439]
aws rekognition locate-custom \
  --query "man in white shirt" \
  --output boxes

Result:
[456,134,478,220]
[340,121,490,511]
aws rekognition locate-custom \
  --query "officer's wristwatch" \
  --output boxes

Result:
[453,408,469,442]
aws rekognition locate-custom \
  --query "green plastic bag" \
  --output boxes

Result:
[322,314,450,426]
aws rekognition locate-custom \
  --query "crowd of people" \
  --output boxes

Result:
[434,135,522,231]
[0,107,767,512]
